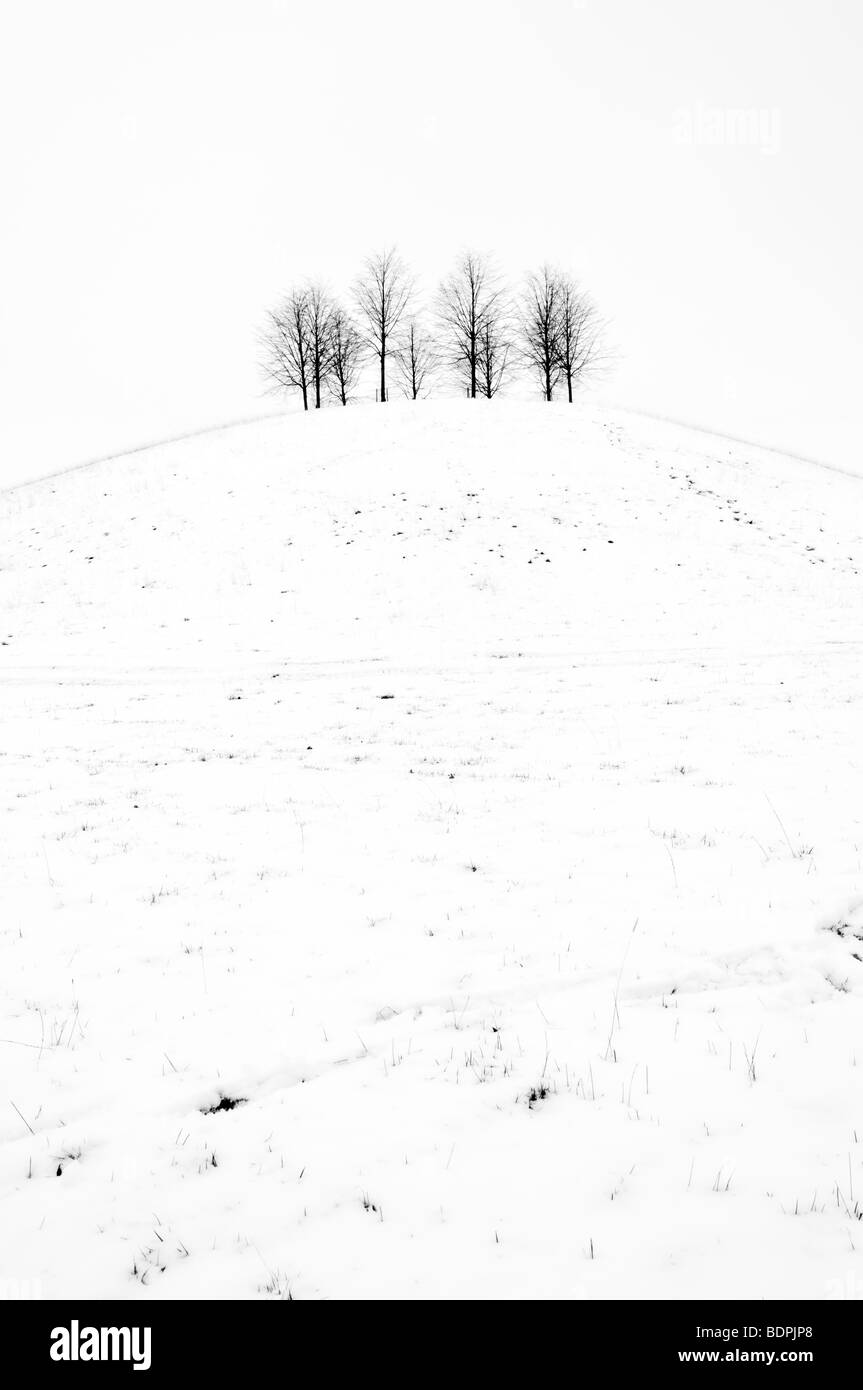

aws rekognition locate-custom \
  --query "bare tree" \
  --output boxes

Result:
[327,309,363,406]
[437,252,504,399]
[521,266,562,402]
[477,307,511,399]
[557,275,606,402]
[394,320,437,399]
[259,289,312,411]
[354,248,413,403]
[305,284,336,409]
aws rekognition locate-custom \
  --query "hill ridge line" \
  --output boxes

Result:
[0,408,292,496]
[612,403,863,482]
[5,401,858,497]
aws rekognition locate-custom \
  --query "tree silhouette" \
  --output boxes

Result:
[354,248,413,403]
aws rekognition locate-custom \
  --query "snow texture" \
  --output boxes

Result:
[1,401,862,1300]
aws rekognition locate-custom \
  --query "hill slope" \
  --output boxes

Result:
[2,401,863,1299]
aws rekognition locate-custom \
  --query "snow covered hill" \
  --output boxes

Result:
[2,401,862,1300]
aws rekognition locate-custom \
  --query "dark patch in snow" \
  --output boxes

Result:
[203,1095,247,1115]
[527,1082,551,1108]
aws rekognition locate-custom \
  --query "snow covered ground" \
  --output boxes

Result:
[2,400,862,1301]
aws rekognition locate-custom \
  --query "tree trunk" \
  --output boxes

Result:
[469,311,475,397]
[380,333,386,403]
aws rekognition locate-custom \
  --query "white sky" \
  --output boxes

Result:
[1,0,861,484]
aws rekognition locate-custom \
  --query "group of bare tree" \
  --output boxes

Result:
[260,287,363,411]
[260,249,605,409]
[520,266,606,403]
